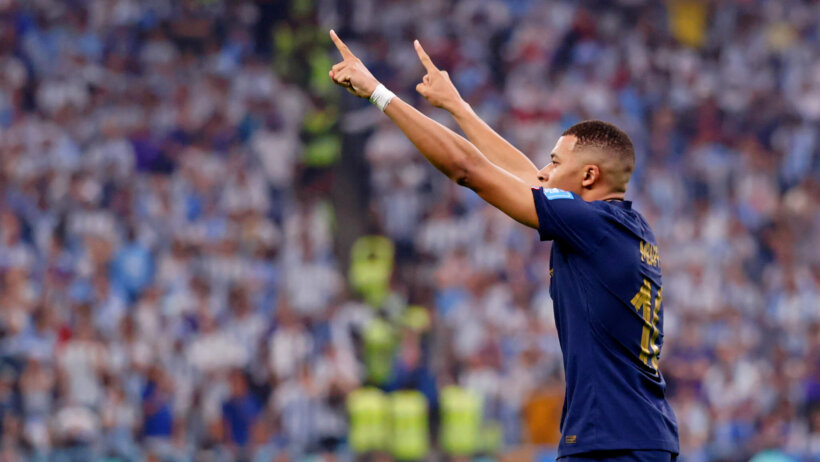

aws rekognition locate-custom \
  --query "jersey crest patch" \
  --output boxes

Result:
[543,188,573,200]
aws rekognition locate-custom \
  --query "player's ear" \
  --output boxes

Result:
[581,165,600,189]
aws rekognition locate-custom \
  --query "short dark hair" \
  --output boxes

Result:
[562,120,634,161]
[562,120,635,190]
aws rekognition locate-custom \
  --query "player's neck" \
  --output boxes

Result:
[580,190,626,202]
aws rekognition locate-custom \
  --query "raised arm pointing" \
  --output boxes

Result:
[412,40,541,186]
[328,31,539,229]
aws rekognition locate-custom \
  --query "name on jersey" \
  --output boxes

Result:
[640,241,661,267]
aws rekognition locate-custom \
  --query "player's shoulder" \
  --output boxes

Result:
[532,186,656,235]
[533,187,633,224]
[591,199,657,240]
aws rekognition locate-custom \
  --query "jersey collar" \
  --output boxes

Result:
[604,198,633,209]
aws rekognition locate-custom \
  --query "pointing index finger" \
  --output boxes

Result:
[330,29,355,60]
[414,40,438,73]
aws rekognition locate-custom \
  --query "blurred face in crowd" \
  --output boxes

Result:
[0,211,21,244]
[400,332,422,369]
[229,370,248,397]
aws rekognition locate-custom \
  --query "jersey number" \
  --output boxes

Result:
[630,279,662,371]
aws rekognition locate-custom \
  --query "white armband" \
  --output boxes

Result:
[369,84,396,112]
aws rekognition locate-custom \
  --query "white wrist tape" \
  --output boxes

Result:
[369,84,396,112]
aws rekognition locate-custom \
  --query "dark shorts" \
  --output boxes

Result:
[560,450,678,462]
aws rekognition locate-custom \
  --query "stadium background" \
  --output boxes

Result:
[0,0,818,461]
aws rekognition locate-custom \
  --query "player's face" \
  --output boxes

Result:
[538,136,586,193]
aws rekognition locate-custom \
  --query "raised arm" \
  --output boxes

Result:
[383,97,539,229]
[412,41,541,186]
[328,30,538,229]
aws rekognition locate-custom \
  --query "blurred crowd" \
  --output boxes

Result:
[0,0,818,461]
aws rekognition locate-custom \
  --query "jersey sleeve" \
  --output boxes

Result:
[531,187,607,253]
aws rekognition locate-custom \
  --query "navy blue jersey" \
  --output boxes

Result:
[531,187,679,457]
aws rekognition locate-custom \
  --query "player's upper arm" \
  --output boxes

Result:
[508,166,542,188]
[457,153,540,229]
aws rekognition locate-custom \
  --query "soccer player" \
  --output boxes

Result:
[328,30,679,462]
